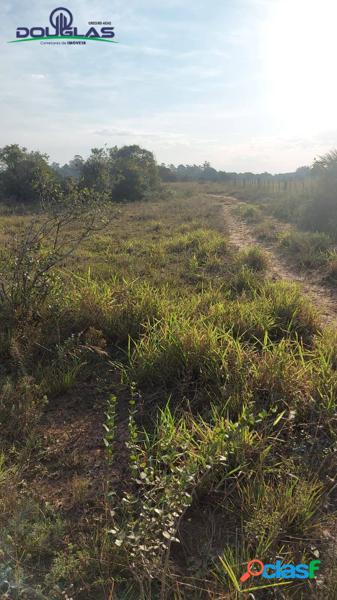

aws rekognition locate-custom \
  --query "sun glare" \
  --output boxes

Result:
[263,0,337,134]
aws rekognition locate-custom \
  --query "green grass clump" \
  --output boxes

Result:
[250,338,314,410]
[62,273,168,347]
[278,230,331,269]
[228,264,265,296]
[166,228,228,262]
[233,202,263,223]
[217,281,319,344]
[254,219,278,242]
[241,471,323,556]
[323,250,337,284]
[128,316,226,393]
[237,245,269,272]
[262,281,320,342]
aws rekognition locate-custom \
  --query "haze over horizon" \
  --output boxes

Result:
[2,0,337,173]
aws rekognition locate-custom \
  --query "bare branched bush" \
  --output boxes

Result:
[0,182,111,320]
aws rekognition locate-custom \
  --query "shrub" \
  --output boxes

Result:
[105,400,255,594]
[0,185,109,321]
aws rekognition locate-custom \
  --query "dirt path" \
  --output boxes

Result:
[221,195,337,327]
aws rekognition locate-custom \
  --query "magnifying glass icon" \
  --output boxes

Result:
[240,559,265,582]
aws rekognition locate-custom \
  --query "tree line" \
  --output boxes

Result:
[0,144,161,204]
[0,143,335,208]
[158,161,312,183]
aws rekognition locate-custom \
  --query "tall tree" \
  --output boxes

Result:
[0,144,55,203]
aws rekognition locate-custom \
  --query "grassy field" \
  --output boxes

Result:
[0,184,336,599]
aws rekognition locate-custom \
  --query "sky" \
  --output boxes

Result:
[2,0,337,173]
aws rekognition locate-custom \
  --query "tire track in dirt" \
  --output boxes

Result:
[221,195,337,327]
